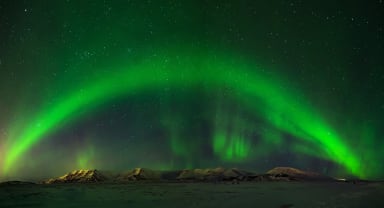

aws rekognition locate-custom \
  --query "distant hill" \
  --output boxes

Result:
[115,168,171,181]
[266,167,335,181]
[41,167,337,184]
[44,169,108,184]
[0,181,36,186]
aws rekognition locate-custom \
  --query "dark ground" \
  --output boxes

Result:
[0,181,383,208]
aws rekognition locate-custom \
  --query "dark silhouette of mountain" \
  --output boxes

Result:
[0,181,36,186]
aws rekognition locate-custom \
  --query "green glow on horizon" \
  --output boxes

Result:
[3,47,363,177]
[76,145,95,170]
[213,131,250,161]
[213,104,251,161]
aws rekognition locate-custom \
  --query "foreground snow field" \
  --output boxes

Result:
[0,181,383,208]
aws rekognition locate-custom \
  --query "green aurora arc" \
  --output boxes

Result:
[2,47,363,177]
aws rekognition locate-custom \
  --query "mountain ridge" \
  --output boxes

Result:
[41,167,337,184]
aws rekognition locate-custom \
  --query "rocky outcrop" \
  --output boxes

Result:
[266,167,334,181]
[176,168,253,182]
[41,166,334,184]
[177,168,219,181]
[44,169,108,184]
[116,168,163,181]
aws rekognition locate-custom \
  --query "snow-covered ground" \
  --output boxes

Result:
[0,181,383,208]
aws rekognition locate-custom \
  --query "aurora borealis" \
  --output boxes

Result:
[0,1,383,180]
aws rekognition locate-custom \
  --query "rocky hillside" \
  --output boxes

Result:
[266,167,334,181]
[44,169,108,184]
[116,168,165,181]
[43,167,335,184]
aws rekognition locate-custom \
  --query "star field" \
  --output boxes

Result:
[0,0,383,180]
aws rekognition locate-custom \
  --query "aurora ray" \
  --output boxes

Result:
[2,48,362,177]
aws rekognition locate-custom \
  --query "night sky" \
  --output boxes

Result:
[0,0,383,181]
